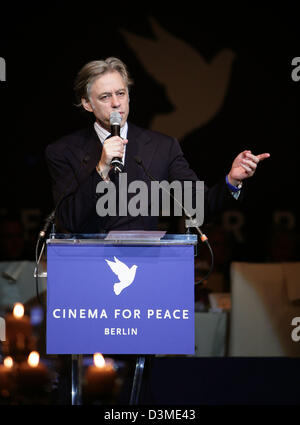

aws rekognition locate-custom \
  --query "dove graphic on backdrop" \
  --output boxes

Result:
[120,18,235,140]
[105,257,138,295]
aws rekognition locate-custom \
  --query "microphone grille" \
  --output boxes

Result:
[110,111,122,125]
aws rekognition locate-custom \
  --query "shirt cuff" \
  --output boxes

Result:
[226,175,242,199]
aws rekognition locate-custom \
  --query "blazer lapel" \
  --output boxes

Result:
[126,122,158,177]
[83,126,102,173]
[69,126,102,182]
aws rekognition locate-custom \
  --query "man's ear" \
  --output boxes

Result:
[81,97,93,112]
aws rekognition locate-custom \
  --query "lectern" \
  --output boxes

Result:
[45,232,197,404]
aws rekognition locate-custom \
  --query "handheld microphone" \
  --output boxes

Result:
[134,155,214,284]
[110,111,124,173]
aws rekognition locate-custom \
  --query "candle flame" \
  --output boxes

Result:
[28,351,40,367]
[93,353,105,368]
[3,356,13,369]
[13,302,24,319]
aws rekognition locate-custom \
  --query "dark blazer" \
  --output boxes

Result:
[45,122,236,233]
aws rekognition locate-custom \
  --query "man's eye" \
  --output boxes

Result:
[117,91,125,97]
[100,94,110,101]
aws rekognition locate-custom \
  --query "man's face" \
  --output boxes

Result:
[82,71,130,131]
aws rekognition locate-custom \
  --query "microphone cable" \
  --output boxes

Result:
[134,155,214,285]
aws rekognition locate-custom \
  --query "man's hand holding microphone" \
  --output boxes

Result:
[96,111,128,180]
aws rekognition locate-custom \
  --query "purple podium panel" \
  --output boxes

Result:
[46,241,195,354]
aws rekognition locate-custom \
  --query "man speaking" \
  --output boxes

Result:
[45,57,269,233]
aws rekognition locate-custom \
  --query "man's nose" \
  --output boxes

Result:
[111,94,121,108]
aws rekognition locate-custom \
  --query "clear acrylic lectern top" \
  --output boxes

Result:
[47,231,198,246]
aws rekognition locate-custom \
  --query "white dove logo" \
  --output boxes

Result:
[105,257,138,296]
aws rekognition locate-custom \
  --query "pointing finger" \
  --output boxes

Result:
[257,153,270,161]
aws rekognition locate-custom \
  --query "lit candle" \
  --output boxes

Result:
[85,353,117,398]
[0,356,15,399]
[5,303,32,340]
[18,351,49,394]
[4,303,35,359]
